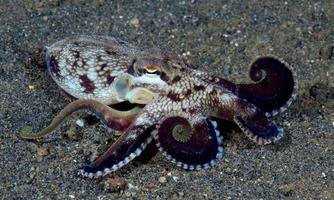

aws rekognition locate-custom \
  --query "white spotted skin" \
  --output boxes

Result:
[46,35,168,105]
[46,36,139,104]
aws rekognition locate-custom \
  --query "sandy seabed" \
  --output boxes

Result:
[0,1,333,199]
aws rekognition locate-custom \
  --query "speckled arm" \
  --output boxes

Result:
[20,99,141,139]
[236,56,297,116]
[82,108,157,178]
[234,112,283,145]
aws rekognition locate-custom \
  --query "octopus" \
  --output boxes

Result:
[20,35,297,178]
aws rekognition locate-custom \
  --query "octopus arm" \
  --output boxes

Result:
[236,56,297,116]
[234,112,283,145]
[20,99,141,139]
[154,115,223,170]
[82,111,157,178]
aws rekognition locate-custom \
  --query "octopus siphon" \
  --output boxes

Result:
[20,35,297,178]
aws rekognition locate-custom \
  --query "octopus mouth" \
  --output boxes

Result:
[109,101,144,111]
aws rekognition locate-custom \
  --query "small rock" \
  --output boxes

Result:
[105,178,127,192]
[130,17,140,28]
[144,182,158,190]
[158,176,167,184]
[321,172,326,177]
[178,192,184,197]
[319,44,334,60]
[323,132,332,139]
[75,119,85,128]
[125,191,131,197]
[282,184,294,197]
[127,183,136,190]
[64,124,79,140]
[225,167,232,174]
[36,146,49,162]
[98,0,106,5]
[231,143,238,155]
[20,126,33,137]
[199,169,207,176]
[309,83,328,100]
[37,147,49,157]
[27,167,37,183]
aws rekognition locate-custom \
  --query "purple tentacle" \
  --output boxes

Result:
[154,116,223,170]
[236,56,297,116]
[82,110,157,178]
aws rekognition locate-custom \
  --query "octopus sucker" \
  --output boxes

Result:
[21,35,297,178]
[154,117,223,170]
[82,135,154,178]
[232,106,285,145]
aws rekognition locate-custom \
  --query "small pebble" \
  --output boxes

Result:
[127,183,136,190]
[178,192,184,197]
[319,44,333,60]
[125,192,131,197]
[37,147,49,157]
[225,167,232,174]
[323,132,332,139]
[36,147,49,162]
[158,176,167,183]
[28,85,35,90]
[144,182,158,190]
[20,126,33,137]
[105,178,127,192]
[27,167,37,183]
[75,119,85,127]
[130,17,140,28]
[98,0,106,5]
[172,176,179,182]
[65,124,79,140]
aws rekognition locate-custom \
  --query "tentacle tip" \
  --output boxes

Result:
[274,128,284,142]
[82,165,95,175]
[18,133,29,140]
[18,133,40,140]
[81,165,105,178]
[19,126,34,139]
[260,128,284,145]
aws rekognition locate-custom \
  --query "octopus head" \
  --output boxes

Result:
[123,54,186,104]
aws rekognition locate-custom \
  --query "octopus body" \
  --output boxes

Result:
[21,35,297,178]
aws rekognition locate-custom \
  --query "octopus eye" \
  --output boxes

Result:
[143,65,161,74]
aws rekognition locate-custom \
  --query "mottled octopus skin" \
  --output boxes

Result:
[20,35,297,178]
